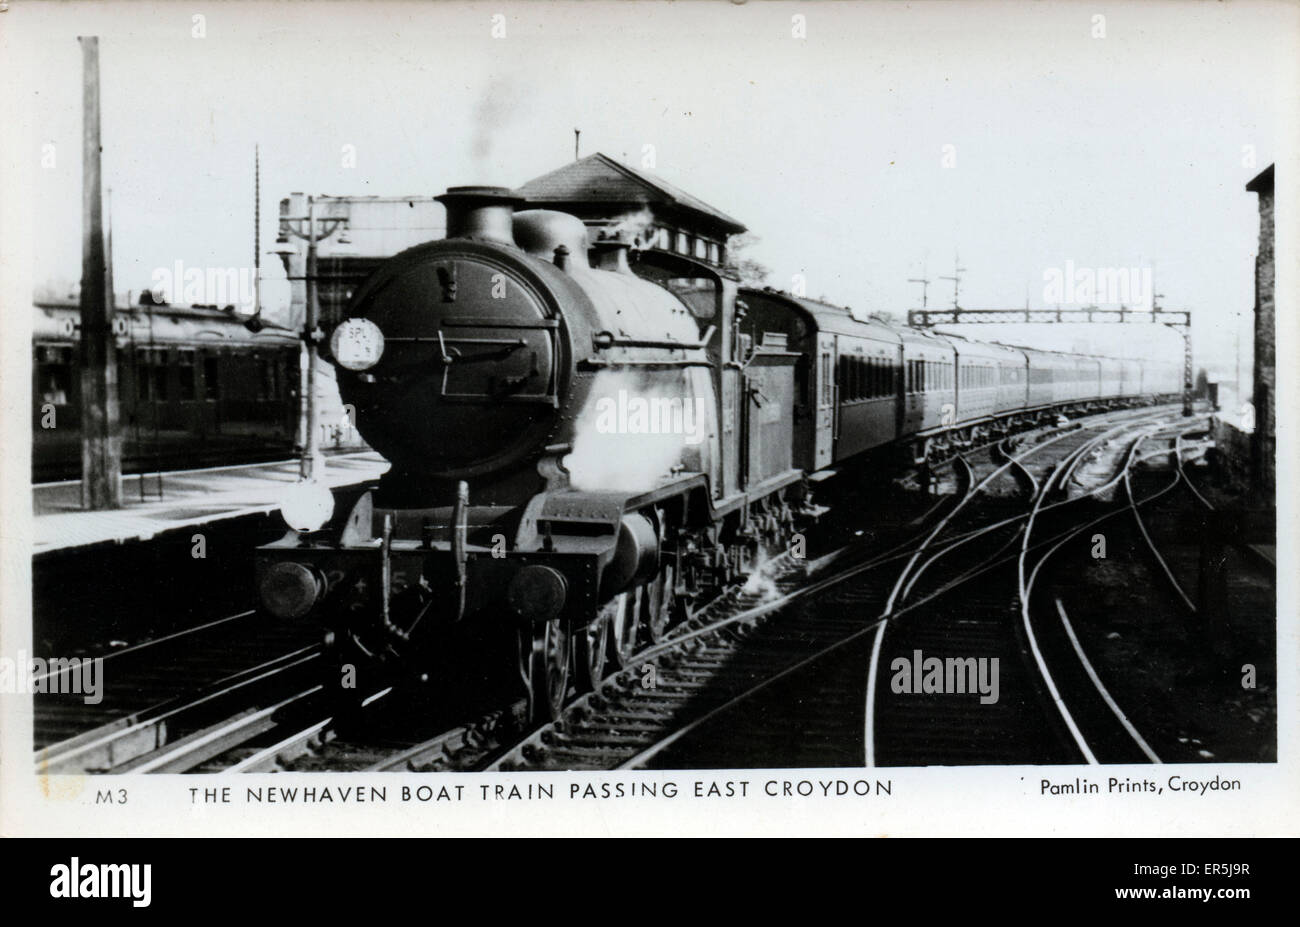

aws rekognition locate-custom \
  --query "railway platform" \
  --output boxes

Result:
[32,451,390,556]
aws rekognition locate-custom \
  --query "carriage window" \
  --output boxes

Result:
[135,347,168,401]
[258,356,277,401]
[203,356,220,400]
[177,349,196,400]
[676,232,689,255]
[36,345,74,405]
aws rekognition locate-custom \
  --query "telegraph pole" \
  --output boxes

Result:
[254,144,261,316]
[939,254,966,311]
[908,274,931,309]
[274,196,349,481]
[78,36,122,509]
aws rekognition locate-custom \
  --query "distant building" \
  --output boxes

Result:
[278,194,444,330]
[1246,164,1274,493]
[274,195,444,454]
[515,152,747,267]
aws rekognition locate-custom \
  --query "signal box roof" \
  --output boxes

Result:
[517,153,747,235]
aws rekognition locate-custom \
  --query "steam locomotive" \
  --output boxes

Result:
[253,185,1181,721]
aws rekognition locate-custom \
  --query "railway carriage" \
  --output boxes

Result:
[1098,355,1124,401]
[937,333,1023,423]
[1022,347,1066,409]
[1072,355,1102,404]
[899,327,957,437]
[33,301,299,481]
[993,345,1031,415]
[1119,358,1143,398]
[737,290,903,469]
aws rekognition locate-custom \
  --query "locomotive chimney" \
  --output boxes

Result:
[435,186,524,245]
[591,238,633,274]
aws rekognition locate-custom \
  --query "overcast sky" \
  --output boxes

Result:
[15,0,1296,388]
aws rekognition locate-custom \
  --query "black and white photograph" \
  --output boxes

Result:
[1,0,1296,838]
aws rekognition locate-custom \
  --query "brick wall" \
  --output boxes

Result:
[1211,415,1253,491]
[1247,166,1275,495]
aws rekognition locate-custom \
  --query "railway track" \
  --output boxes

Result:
[865,414,1189,766]
[1007,425,1188,765]
[34,610,327,774]
[42,406,1197,775]
[483,407,1184,772]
